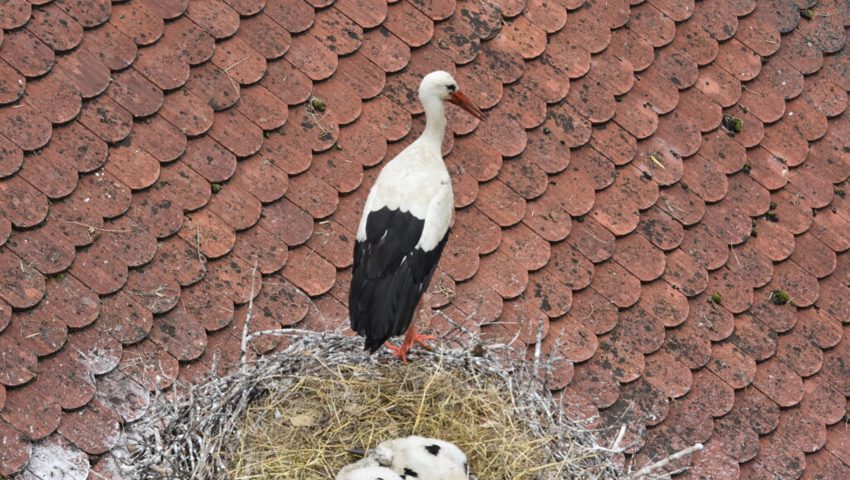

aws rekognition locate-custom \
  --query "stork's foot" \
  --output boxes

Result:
[384,341,410,363]
[383,332,437,363]
[409,333,436,350]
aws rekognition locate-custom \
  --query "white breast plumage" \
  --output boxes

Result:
[356,143,453,253]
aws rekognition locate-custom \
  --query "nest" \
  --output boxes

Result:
[118,332,625,479]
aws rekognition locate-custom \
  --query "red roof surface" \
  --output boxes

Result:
[0,0,849,478]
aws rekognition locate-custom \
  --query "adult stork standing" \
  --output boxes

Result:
[349,71,484,363]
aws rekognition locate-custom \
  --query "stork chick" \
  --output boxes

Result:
[349,71,484,362]
[347,435,472,480]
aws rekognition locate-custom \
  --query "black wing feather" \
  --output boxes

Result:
[349,207,449,352]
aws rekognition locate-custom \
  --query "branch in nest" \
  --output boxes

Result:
[239,261,260,370]
[628,443,704,479]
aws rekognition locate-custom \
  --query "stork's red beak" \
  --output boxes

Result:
[448,91,485,121]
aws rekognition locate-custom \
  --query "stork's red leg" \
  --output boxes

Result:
[384,299,436,363]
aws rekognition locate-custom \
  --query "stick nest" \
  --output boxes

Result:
[118,333,622,479]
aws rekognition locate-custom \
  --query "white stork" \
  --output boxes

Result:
[341,436,472,480]
[349,71,484,362]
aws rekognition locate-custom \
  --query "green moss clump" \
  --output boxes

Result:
[710,292,722,305]
[310,97,327,113]
[722,114,744,134]
[770,289,790,305]
[211,183,223,194]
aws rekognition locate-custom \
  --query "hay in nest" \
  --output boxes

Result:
[119,332,633,479]
[233,358,565,478]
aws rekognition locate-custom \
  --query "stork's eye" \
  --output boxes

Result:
[446,84,457,93]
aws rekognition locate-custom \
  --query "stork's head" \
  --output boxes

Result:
[419,71,485,121]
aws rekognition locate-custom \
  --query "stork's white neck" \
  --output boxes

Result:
[419,93,447,148]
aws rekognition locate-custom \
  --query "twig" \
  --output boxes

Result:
[610,425,627,452]
[730,244,740,268]
[239,261,260,370]
[60,220,132,233]
[532,313,545,382]
[222,57,247,101]
[629,443,704,479]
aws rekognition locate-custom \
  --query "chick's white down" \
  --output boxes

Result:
[337,436,470,480]
[379,436,469,480]
[336,461,403,480]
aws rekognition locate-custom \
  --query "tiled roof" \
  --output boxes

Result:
[0,0,849,478]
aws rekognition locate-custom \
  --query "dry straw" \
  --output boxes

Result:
[117,331,626,479]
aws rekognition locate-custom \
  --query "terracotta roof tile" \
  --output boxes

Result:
[187,62,241,112]
[1,382,61,441]
[804,449,850,480]
[0,333,35,388]
[0,248,46,308]
[99,292,151,345]
[281,246,337,296]
[78,96,134,144]
[56,399,120,456]
[0,104,51,153]
[796,307,842,351]
[118,338,179,391]
[826,424,850,472]
[547,241,593,291]
[0,135,23,179]
[18,435,92,479]
[111,5,163,49]
[179,281,231,333]
[607,28,654,72]
[93,373,146,429]
[643,349,692,398]
[29,5,83,53]
[477,250,528,299]
[0,0,31,29]
[0,29,54,78]
[521,58,569,104]
[186,0,239,40]
[0,418,29,475]
[475,179,526,227]
[441,237,480,281]
[138,0,186,19]
[613,93,658,139]
[631,424,692,474]
[169,18,217,66]
[703,203,751,246]
[22,73,79,124]
[619,304,666,355]
[802,385,845,445]
[381,2,430,49]
[522,0,565,32]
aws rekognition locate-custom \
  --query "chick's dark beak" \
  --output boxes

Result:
[448,91,485,121]
[348,447,366,457]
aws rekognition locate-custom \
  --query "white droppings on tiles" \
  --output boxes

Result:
[18,438,89,480]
